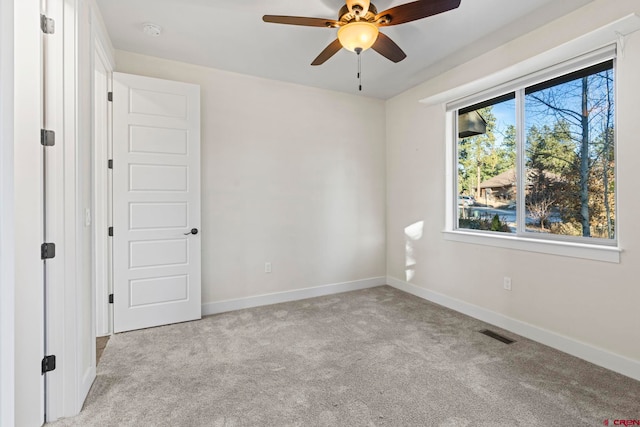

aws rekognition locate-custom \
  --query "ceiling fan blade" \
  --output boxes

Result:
[375,0,461,27]
[311,39,343,66]
[263,15,338,28]
[372,33,407,63]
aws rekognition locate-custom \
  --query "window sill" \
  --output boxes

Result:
[442,230,621,263]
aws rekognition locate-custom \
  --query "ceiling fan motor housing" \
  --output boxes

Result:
[346,0,370,15]
[339,3,378,23]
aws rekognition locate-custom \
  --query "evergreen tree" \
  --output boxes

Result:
[458,106,515,198]
[525,66,615,238]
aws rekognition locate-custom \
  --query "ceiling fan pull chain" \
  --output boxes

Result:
[355,47,362,91]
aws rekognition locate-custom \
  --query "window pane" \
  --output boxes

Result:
[457,95,516,233]
[524,61,615,239]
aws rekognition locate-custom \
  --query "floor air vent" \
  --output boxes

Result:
[479,329,515,344]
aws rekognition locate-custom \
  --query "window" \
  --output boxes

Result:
[457,94,516,233]
[454,54,616,246]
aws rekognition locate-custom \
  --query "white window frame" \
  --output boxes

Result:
[443,46,622,263]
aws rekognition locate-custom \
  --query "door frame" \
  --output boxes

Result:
[0,0,17,424]
[6,0,46,425]
[43,0,65,419]
[44,0,93,419]
[45,0,115,421]
[93,15,114,338]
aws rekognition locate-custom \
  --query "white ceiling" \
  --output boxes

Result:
[96,0,594,99]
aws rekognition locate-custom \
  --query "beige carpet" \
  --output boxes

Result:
[50,286,640,426]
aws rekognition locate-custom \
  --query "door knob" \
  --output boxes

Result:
[184,228,199,235]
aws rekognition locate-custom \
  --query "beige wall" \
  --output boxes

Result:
[115,50,387,304]
[386,0,640,363]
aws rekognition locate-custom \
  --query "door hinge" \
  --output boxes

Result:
[41,243,56,260]
[108,226,113,237]
[41,355,56,374]
[108,92,113,102]
[41,129,55,146]
[109,294,114,304]
[40,14,55,34]
[108,159,113,169]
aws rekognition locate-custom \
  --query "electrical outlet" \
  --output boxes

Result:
[265,262,272,273]
[503,276,512,291]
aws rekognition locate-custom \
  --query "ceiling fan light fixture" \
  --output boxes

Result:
[337,21,378,52]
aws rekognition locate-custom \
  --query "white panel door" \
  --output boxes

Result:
[112,72,201,333]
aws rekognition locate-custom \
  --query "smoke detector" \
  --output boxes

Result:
[142,23,162,37]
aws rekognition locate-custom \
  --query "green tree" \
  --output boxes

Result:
[525,123,574,229]
[525,65,615,238]
[458,106,515,199]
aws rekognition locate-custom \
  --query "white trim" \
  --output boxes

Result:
[202,277,386,316]
[0,0,15,423]
[47,0,99,420]
[419,13,640,107]
[444,108,455,232]
[88,0,115,69]
[44,0,66,420]
[442,230,621,263]
[75,0,98,413]
[446,45,616,112]
[12,0,45,424]
[387,276,640,382]
[92,20,113,338]
[80,366,96,404]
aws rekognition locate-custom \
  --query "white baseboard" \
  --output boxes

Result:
[79,366,96,413]
[201,277,386,316]
[386,276,640,382]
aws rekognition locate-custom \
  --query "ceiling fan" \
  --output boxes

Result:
[263,0,462,66]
